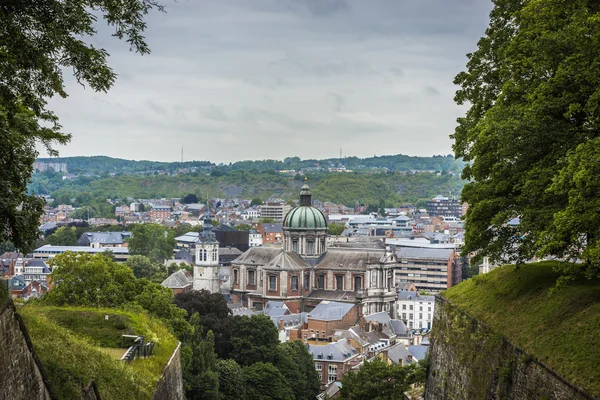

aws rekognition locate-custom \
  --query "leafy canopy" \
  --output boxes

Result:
[454,0,600,279]
[0,0,161,252]
[128,223,176,263]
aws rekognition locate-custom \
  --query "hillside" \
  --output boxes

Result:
[35,154,465,175]
[31,169,465,209]
[443,262,600,397]
[19,305,179,400]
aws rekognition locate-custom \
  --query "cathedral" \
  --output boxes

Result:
[229,182,398,317]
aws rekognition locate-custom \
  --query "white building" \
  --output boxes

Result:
[249,230,263,247]
[193,212,221,293]
[240,208,260,220]
[397,291,435,330]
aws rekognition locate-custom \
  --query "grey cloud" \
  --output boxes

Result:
[328,92,345,112]
[42,0,494,162]
[199,105,229,121]
[292,0,349,17]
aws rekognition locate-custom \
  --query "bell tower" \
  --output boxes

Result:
[193,203,221,293]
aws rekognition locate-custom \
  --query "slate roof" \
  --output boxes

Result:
[397,291,435,302]
[175,232,201,244]
[306,290,357,302]
[161,269,193,289]
[0,252,24,260]
[316,248,385,270]
[231,247,281,265]
[308,339,359,362]
[390,319,408,336]
[262,223,283,233]
[219,247,243,256]
[78,231,131,246]
[408,345,429,361]
[310,301,354,321]
[387,343,412,365]
[263,250,310,271]
[396,247,454,261]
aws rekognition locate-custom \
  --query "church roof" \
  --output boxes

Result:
[231,247,281,265]
[315,248,385,270]
[263,250,310,271]
[283,206,328,231]
[161,269,193,289]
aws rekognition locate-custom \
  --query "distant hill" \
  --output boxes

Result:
[36,154,465,175]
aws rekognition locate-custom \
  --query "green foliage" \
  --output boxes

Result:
[44,226,78,246]
[174,290,236,359]
[1,0,160,252]
[70,206,98,220]
[126,255,163,281]
[217,359,246,400]
[444,262,600,396]
[181,313,219,400]
[250,198,263,206]
[243,362,294,400]
[128,223,176,264]
[340,358,426,400]
[182,193,199,204]
[277,340,320,400]
[235,224,252,231]
[230,315,280,366]
[328,223,346,236]
[44,252,189,336]
[19,305,178,400]
[453,0,600,273]
[259,217,275,224]
[45,253,138,307]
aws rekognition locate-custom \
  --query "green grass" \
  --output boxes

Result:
[19,305,178,400]
[443,261,600,396]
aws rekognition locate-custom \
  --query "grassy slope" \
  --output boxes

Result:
[19,305,178,400]
[443,261,600,396]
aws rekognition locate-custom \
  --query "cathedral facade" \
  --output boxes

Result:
[230,182,398,317]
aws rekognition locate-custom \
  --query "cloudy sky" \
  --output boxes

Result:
[44,0,492,163]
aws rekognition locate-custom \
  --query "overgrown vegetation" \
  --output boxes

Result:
[443,262,600,397]
[19,305,178,400]
[454,0,600,281]
[31,168,464,210]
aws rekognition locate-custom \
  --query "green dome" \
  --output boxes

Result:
[283,206,328,231]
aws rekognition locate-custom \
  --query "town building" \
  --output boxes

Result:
[260,202,291,222]
[149,204,171,221]
[77,231,131,248]
[425,195,462,218]
[309,339,360,390]
[161,269,193,295]
[397,291,435,330]
[230,183,398,317]
[32,245,129,262]
[258,223,284,244]
[248,229,263,247]
[395,247,461,293]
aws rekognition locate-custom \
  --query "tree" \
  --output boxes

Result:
[250,198,263,206]
[126,255,162,280]
[0,0,161,253]
[44,226,78,246]
[182,193,199,204]
[243,362,294,400]
[174,290,236,358]
[128,223,176,263]
[45,253,138,307]
[44,252,189,335]
[182,313,219,400]
[138,203,146,212]
[259,217,275,224]
[235,224,252,231]
[340,358,426,400]
[328,223,346,236]
[277,340,320,400]
[70,206,98,220]
[453,0,600,275]
[230,315,280,366]
[217,359,246,400]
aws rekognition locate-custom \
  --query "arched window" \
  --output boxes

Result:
[354,275,362,291]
